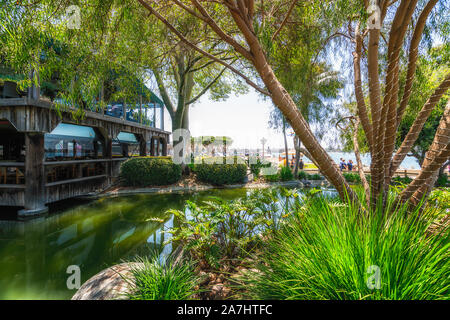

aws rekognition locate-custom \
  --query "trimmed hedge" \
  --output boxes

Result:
[120,157,182,187]
[194,163,247,185]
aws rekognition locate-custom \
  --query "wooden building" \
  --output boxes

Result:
[0,81,170,218]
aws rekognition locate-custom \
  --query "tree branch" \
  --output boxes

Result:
[190,0,254,61]
[396,0,439,126]
[154,69,175,118]
[271,0,297,41]
[137,0,270,96]
[353,22,373,153]
[186,64,229,105]
[390,74,450,176]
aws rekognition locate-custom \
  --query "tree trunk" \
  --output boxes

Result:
[282,118,289,168]
[294,135,301,177]
[401,102,450,205]
[353,118,370,206]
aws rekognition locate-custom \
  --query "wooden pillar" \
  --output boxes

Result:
[139,134,147,157]
[104,136,113,180]
[18,133,48,218]
[162,137,168,156]
[150,137,155,156]
[156,137,160,156]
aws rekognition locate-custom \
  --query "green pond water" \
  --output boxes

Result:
[0,188,251,300]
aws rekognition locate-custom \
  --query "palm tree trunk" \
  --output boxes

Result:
[353,118,370,206]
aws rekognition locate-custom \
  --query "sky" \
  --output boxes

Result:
[161,42,349,152]
[163,89,297,150]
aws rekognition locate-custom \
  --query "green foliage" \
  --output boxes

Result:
[427,188,450,213]
[166,188,300,269]
[279,166,294,181]
[298,170,324,181]
[308,173,323,181]
[127,254,199,300]
[436,174,448,188]
[241,193,450,300]
[120,158,182,187]
[343,172,361,183]
[264,172,280,182]
[298,170,308,180]
[248,157,271,177]
[391,176,413,185]
[194,163,247,185]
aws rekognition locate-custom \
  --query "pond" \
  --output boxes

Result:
[0,187,337,300]
[0,188,258,300]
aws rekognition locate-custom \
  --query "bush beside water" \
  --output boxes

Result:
[279,166,294,181]
[194,163,247,185]
[120,158,182,187]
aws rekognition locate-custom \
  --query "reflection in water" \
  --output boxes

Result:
[0,188,249,300]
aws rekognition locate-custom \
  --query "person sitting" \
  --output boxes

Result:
[347,160,353,171]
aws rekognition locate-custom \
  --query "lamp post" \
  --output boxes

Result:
[260,137,267,158]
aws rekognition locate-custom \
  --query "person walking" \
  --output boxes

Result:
[299,158,304,170]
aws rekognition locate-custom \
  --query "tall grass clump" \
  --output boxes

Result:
[126,254,200,300]
[279,166,294,181]
[242,192,449,300]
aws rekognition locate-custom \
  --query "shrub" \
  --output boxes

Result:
[308,173,323,180]
[298,171,324,181]
[436,174,448,187]
[392,176,413,185]
[120,158,182,187]
[343,172,361,183]
[249,157,271,177]
[167,188,300,269]
[264,172,280,182]
[298,170,308,180]
[127,254,199,300]
[279,166,294,181]
[195,163,247,185]
[241,194,449,300]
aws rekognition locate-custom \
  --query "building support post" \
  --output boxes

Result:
[139,134,147,157]
[18,133,48,218]
[105,136,114,182]
[162,137,168,156]
[150,137,155,156]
